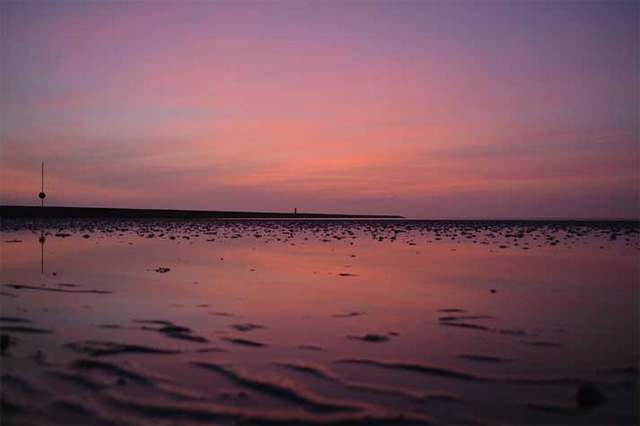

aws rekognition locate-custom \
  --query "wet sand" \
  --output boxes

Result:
[1,219,638,425]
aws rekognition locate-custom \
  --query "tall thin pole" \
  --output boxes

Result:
[41,162,44,207]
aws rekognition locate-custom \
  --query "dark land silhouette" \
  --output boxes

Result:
[0,205,404,219]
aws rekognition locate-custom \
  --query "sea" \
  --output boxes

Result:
[1,219,638,425]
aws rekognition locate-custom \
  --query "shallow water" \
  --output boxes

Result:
[1,219,638,425]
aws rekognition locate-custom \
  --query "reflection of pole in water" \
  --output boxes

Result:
[39,231,45,275]
[39,162,46,207]
[38,162,47,274]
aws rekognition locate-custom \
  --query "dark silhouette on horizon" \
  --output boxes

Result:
[1,205,404,220]
[12,162,401,220]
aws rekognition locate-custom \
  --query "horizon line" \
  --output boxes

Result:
[0,205,404,219]
[1,204,638,222]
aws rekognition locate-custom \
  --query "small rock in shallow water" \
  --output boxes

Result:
[576,384,605,409]
[332,311,367,318]
[230,323,267,332]
[0,334,17,354]
[347,334,390,343]
[222,337,267,347]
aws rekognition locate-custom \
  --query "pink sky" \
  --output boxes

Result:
[2,1,638,218]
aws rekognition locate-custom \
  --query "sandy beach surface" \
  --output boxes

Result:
[1,219,638,425]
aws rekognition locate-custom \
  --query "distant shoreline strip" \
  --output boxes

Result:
[0,206,404,219]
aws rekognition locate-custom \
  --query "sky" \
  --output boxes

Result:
[2,0,638,219]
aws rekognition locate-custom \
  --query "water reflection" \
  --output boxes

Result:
[38,231,45,275]
[0,220,638,425]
